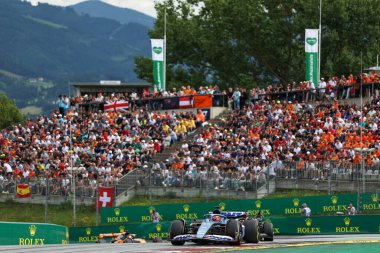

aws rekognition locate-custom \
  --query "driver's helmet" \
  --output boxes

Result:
[212,215,221,222]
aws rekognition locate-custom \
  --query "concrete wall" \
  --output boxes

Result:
[275,178,380,193]
[135,186,257,200]
[0,193,94,206]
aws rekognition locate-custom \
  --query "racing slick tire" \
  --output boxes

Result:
[169,220,186,245]
[226,219,241,245]
[263,222,274,241]
[243,219,259,243]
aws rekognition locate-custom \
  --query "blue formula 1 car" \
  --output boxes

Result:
[169,209,273,245]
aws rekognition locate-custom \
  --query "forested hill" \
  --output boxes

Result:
[0,0,152,113]
[72,0,155,28]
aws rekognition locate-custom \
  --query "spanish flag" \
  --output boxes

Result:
[17,184,31,198]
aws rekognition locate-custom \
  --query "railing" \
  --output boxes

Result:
[273,160,380,182]
[115,160,380,194]
[0,176,119,199]
[77,81,380,112]
[1,160,378,200]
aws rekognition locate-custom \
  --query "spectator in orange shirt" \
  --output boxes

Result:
[196,109,205,128]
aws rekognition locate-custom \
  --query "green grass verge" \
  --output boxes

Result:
[0,200,96,227]
[266,189,340,199]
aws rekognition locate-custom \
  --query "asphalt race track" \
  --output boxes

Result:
[0,234,379,253]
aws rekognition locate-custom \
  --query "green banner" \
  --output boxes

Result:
[305,29,319,87]
[70,215,380,243]
[101,193,379,224]
[267,215,380,235]
[151,39,164,91]
[306,52,318,87]
[153,60,164,91]
[69,222,171,243]
[0,222,68,245]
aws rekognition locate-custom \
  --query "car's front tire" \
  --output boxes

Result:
[263,222,274,241]
[169,220,186,245]
[243,219,259,243]
[226,219,241,245]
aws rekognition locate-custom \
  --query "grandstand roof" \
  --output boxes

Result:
[72,81,152,96]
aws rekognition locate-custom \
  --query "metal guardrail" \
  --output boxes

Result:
[77,81,380,111]
[113,160,380,194]
[1,160,378,198]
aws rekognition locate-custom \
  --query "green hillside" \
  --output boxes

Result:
[0,0,152,112]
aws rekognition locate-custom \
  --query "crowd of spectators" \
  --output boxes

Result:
[150,95,380,191]
[2,71,380,196]
[0,105,198,196]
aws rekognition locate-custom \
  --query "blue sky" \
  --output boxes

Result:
[25,0,159,17]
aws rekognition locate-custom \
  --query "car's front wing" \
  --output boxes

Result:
[172,234,236,242]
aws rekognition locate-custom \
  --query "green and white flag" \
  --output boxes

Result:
[151,39,164,91]
[305,29,319,87]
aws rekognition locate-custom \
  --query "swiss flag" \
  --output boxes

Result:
[179,96,194,109]
[95,187,115,209]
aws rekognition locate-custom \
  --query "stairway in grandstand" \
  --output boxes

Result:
[115,110,229,198]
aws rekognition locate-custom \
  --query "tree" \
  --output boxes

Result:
[135,0,380,89]
[0,93,25,129]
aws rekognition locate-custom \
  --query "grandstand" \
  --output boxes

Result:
[0,79,380,209]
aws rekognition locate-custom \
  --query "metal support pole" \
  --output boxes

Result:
[318,0,322,82]
[163,2,167,91]
[44,175,49,223]
[96,180,99,226]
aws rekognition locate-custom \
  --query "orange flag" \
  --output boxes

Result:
[194,95,212,108]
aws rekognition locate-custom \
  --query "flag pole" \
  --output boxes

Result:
[163,2,167,91]
[96,183,99,226]
[318,0,322,82]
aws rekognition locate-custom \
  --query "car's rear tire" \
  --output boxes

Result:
[226,219,240,245]
[170,220,186,245]
[243,219,259,243]
[263,222,274,241]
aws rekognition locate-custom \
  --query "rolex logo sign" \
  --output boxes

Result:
[156,223,162,232]
[255,200,262,209]
[19,225,45,245]
[305,218,312,227]
[344,217,351,226]
[29,225,37,237]
[297,218,320,234]
[119,226,125,233]
[331,196,338,205]
[336,216,360,233]
[85,228,91,236]
[293,198,300,207]
[183,204,190,213]
[219,202,226,211]
[371,194,378,203]
[114,208,120,216]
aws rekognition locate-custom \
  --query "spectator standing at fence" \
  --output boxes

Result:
[301,203,311,216]
[57,95,65,116]
[347,202,356,215]
[62,95,69,116]
[307,81,316,102]
[232,87,241,110]
[319,78,326,101]
[151,209,162,222]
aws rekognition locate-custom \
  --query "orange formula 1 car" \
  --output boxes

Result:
[97,231,147,244]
